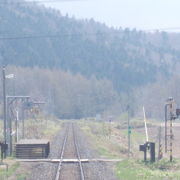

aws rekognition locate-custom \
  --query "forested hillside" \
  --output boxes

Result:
[1,0,180,119]
[1,0,180,92]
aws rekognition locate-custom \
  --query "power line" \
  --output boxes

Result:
[0,34,66,40]
[145,27,180,32]
[1,27,180,41]
[0,0,83,5]
[0,32,112,40]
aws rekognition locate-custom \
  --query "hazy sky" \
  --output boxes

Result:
[39,0,180,31]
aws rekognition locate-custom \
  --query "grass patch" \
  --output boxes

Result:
[116,118,156,129]
[0,162,19,180]
[121,129,144,142]
[0,117,62,180]
[25,118,62,139]
[16,173,28,180]
[98,146,118,158]
[79,120,180,180]
[116,159,180,180]
[0,161,28,180]
[79,120,127,158]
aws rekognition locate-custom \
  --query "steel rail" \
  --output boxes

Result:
[72,124,85,180]
[55,123,85,180]
[55,125,69,180]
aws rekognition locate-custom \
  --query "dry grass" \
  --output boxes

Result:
[79,119,180,180]
[0,116,62,180]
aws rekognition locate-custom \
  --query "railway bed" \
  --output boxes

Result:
[26,122,118,180]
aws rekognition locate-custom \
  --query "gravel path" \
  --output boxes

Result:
[26,122,119,180]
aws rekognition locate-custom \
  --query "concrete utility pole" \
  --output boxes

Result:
[2,67,7,157]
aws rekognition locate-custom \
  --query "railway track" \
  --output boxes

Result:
[55,123,85,180]
[25,122,118,180]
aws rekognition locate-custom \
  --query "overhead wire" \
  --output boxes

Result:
[0,31,122,41]
[0,0,83,5]
[144,27,180,32]
[1,27,180,41]
[0,34,65,40]
[0,33,83,40]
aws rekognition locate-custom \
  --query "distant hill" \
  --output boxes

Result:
[1,0,180,91]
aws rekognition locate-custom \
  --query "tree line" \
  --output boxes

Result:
[0,66,120,119]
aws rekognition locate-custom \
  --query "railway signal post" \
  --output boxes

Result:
[164,97,180,162]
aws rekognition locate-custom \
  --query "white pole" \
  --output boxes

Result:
[143,106,149,142]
